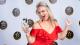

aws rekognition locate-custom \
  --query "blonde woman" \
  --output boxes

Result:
[23,2,71,45]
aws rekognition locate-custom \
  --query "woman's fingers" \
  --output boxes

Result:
[22,26,27,33]
[22,23,29,33]
[65,18,72,26]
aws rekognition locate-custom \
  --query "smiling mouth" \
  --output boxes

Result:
[42,15,45,18]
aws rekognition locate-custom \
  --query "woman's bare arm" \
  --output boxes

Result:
[22,23,35,43]
[22,22,40,43]
[58,26,68,40]
[54,19,71,40]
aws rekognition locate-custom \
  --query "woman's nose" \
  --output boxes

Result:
[40,13,43,15]
[40,12,44,16]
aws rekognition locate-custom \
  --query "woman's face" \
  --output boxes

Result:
[37,6,49,21]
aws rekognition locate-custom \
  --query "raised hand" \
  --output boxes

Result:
[65,18,72,26]
[22,22,30,33]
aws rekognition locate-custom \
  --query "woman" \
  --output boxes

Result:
[22,2,71,45]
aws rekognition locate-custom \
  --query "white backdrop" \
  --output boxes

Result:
[0,0,80,45]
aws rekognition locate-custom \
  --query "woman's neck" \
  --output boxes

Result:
[41,19,52,25]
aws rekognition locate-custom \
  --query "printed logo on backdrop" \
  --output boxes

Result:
[25,0,33,5]
[0,0,6,5]
[66,30,74,39]
[79,20,80,26]
[49,0,57,4]
[13,31,21,40]
[12,8,20,17]
[65,6,74,15]
[0,20,7,30]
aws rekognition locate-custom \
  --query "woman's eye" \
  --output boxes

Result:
[38,12,40,14]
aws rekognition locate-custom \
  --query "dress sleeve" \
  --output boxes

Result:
[30,29,38,37]
[56,26,62,33]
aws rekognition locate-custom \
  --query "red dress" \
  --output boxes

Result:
[29,26,62,45]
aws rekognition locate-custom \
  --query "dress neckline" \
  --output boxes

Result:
[32,26,58,35]
[40,26,57,35]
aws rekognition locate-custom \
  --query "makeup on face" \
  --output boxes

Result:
[37,6,49,20]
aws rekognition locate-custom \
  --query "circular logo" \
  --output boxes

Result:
[49,0,57,4]
[65,6,73,15]
[28,19,34,27]
[12,8,20,17]
[0,20,7,30]
[13,31,21,40]
[79,21,80,26]
[0,0,6,5]
[66,30,74,39]
[25,0,33,5]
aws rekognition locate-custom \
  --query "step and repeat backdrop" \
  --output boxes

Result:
[0,0,80,45]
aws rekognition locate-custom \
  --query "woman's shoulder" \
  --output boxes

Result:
[52,19,59,26]
[32,21,41,29]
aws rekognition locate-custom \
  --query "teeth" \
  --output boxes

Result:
[43,15,45,17]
